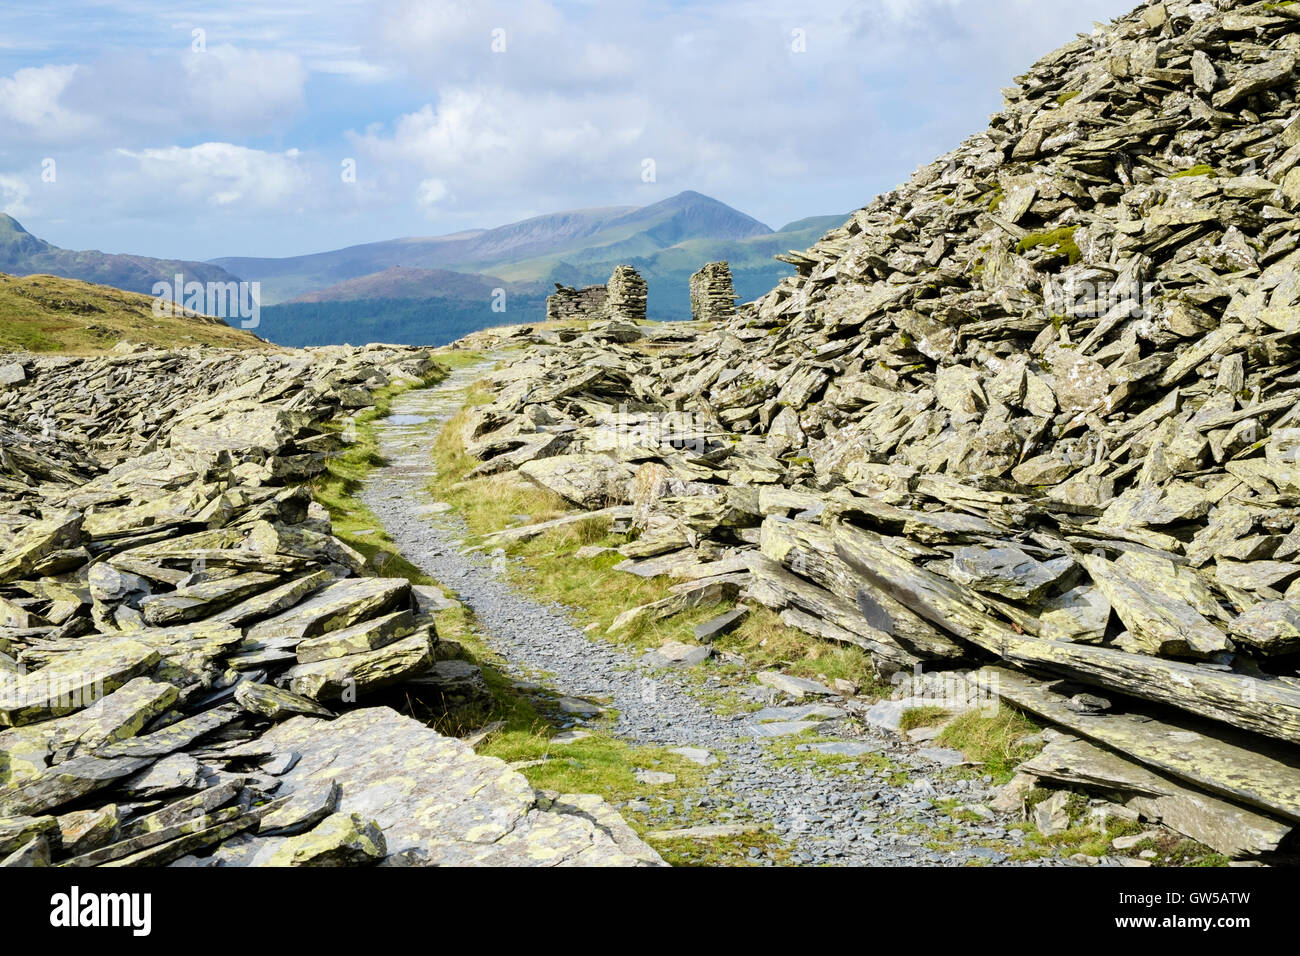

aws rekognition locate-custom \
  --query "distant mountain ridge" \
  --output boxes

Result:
[0,214,242,296]
[213,191,775,305]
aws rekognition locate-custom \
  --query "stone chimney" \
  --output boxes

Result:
[606,265,647,322]
[689,261,737,322]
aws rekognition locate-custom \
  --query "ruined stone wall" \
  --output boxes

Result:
[546,283,608,323]
[689,261,738,322]
[605,265,647,323]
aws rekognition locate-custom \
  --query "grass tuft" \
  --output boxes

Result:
[934,707,1042,783]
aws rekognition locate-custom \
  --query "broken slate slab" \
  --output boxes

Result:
[0,640,161,727]
[755,671,832,699]
[281,631,434,702]
[667,747,717,766]
[257,812,388,867]
[948,545,1074,602]
[749,720,821,738]
[243,577,410,646]
[916,747,967,767]
[643,640,712,668]
[294,609,416,664]
[633,770,677,786]
[1021,736,1290,858]
[257,779,342,837]
[234,680,335,720]
[693,608,748,642]
[753,703,842,723]
[217,707,662,866]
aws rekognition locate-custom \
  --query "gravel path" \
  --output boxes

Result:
[360,362,1046,866]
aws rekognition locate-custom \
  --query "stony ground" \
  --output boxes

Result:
[360,360,1063,866]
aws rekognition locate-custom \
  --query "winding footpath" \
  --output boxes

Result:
[361,360,1054,866]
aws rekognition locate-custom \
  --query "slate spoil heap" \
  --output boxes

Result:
[459,0,1300,860]
[690,262,739,322]
[0,346,661,867]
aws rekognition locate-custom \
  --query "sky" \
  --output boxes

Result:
[0,0,1139,262]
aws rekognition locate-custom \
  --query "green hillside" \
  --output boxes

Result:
[0,273,268,354]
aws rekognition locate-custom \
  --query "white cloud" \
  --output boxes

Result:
[0,65,97,141]
[308,58,391,82]
[416,177,449,208]
[0,45,308,152]
[113,143,312,209]
[0,174,31,217]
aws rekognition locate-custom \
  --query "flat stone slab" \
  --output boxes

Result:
[0,639,161,727]
[864,697,966,733]
[749,720,820,738]
[556,696,605,715]
[646,824,761,842]
[633,770,677,786]
[643,640,711,668]
[216,707,663,866]
[973,666,1300,825]
[753,703,843,723]
[281,632,434,701]
[1020,735,1290,859]
[667,746,717,766]
[756,671,832,700]
[693,608,749,642]
[243,577,410,645]
[916,747,967,767]
[551,730,592,744]
[807,741,883,757]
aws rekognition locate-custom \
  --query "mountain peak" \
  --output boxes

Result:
[610,191,773,244]
[0,213,32,237]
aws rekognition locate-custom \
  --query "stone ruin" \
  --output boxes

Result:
[689,261,738,322]
[605,266,648,323]
[545,265,649,324]
[545,283,607,323]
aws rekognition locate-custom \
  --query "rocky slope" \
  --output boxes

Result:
[449,0,1300,860]
[0,346,660,866]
